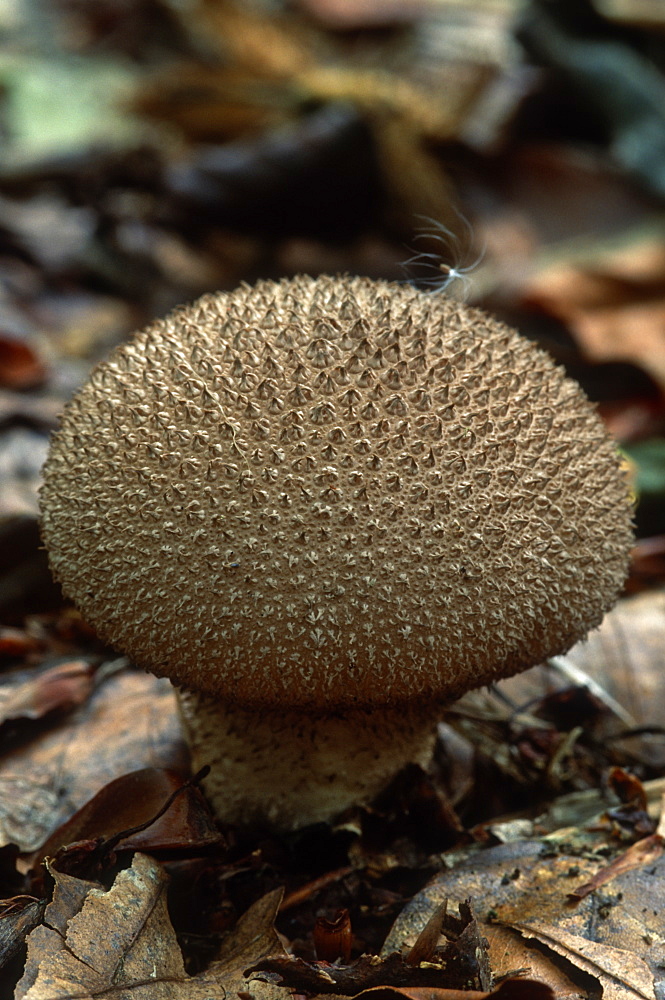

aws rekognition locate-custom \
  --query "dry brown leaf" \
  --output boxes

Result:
[352,983,554,1000]
[0,896,45,969]
[506,922,656,1000]
[553,589,665,765]
[483,589,665,768]
[16,853,216,999]
[493,856,661,999]
[524,235,665,391]
[0,668,184,853]
[383,841,595,995]
[569,832,664,900]
[383,835,665,998]
[556,590,665,728]
[17,854,287,1000]
[0,660,94,724]
[32,767,222,888]
[206,886,287,999]
[404,900,448,966]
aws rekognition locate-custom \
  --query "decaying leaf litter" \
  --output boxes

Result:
[2,0,665,996]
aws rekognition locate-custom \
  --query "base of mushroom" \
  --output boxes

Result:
[176,688,441,831]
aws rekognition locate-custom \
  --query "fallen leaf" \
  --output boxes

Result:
[523,234,665,393]
[384,834,665,998]
[507,922,656,1000]
[404,900,448,965]
[0,896,45,969]
[533,776,665,836]
[569,832,664,901]
[35,767,222,874]
[18,843,287,999]
[353,982,554,1000]
[0,668,185,853]
[0,659,94,724]
[609,766,650,811]
[207,887,287,998]
[16,853,219,999]
[478,590,665,770]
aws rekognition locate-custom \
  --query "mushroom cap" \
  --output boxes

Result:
[40,275,633,709]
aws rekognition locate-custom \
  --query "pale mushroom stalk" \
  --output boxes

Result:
[40,275,634,831]
[178,692,440,829]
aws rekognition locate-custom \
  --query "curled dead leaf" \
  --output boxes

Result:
[35,766,222,871]
[314,909,352,963]
[569,832,665,901]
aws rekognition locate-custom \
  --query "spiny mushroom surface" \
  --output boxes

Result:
[40,275,633,828]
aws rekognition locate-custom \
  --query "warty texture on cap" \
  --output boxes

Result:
[40,275,634,708]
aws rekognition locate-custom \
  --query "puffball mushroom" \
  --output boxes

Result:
[39,275,633,830]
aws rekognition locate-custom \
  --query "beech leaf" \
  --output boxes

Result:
[17,855,287,1000]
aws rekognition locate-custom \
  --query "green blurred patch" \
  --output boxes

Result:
[624,439,665,498]
[0,54,147,168]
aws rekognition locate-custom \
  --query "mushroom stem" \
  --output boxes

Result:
[176,688,441,830]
